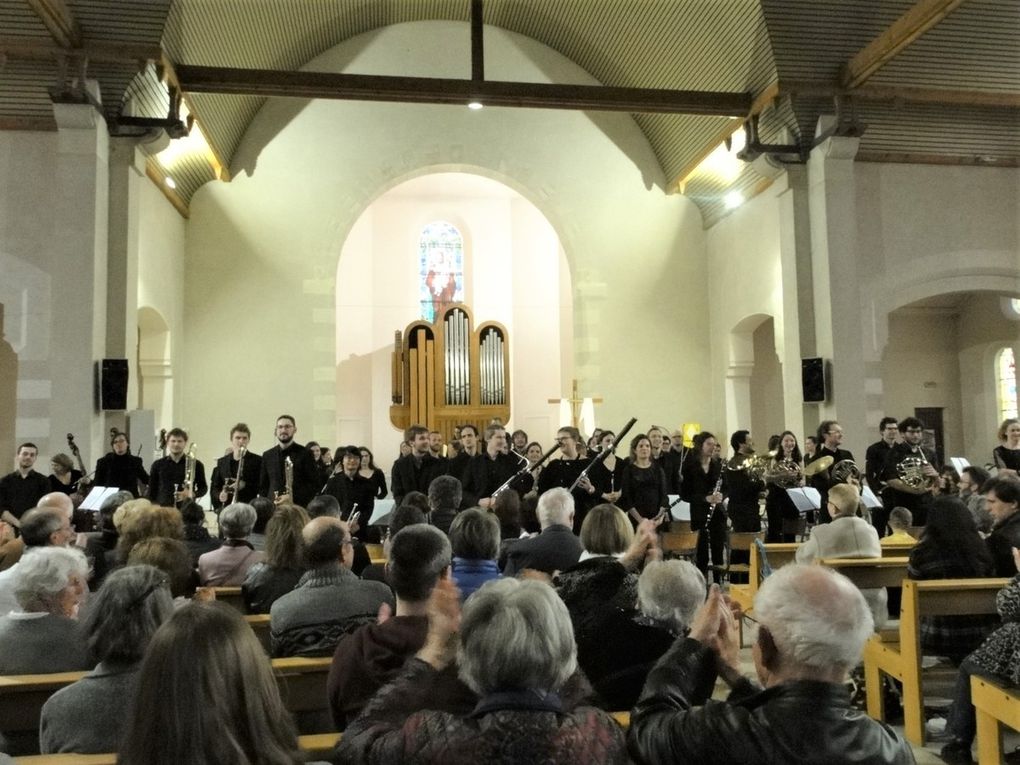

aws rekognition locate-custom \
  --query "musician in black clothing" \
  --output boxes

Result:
[680,432,726,577]
[880,416,938,527]
[94,431,149,498]
[463,425,531,507]
[537,426,593,532]
[810,420,855,523]
[148,428,207,507]
[258,415,320,507]
[589,430,625,507]
[0,443,49,528]
[865,416,899,534]
[447,424,480,486]
[322,446,377,532]
[390,424,448,505]
[723,430,763,533]
[211,423,262,509]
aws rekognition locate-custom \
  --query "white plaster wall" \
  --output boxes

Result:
[182,21,707,459]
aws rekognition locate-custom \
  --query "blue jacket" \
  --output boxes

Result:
[451,557,501,601]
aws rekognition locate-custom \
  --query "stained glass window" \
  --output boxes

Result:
[998,347,1018,421]
[419,221,464,323]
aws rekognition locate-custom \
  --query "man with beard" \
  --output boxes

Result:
[259,415,320,508]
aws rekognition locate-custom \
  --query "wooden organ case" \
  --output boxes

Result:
[390,304,510,442]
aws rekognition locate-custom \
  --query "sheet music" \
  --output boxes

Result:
[785,487,822,512]
[861,485,883,509]
[668,496,691,521]
[79,486,117,511]
[950,457,970,474]
[366,498,395,527]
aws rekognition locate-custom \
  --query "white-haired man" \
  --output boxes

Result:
[628,565,914,764]
[502,488,583,577]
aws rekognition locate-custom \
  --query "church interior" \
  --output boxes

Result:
[0,0,1018,485]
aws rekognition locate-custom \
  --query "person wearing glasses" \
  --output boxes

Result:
[538,427,597,532]
[880,416,939,528]
[810,420,856,523]
[269,517,392,658]
[40,565,174,754]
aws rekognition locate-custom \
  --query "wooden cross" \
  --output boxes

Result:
[548,379,603,429]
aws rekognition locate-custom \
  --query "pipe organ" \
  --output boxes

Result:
[390,304,510,442]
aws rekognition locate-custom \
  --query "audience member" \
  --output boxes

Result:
[503,487,583,577]
[127,537,197,599]
[361,504,427,584]
[636,558,706,635]
[328,524,473,729]
[118,601,318,765]
[492,490,524,568]
[270,517,392,657]
[338,578,629,763]
[958,466,992,533]
[449,508,501,600]
[306,493,371,574]
[242,504,309,614]
[908,497,997,663]
[0,506,75,615]
[40,565,173,754]
[983,476,1020,576]
[881,507,917,546]
[115,505,183,564]
[426,475,461,536]
[249,496,276,551]
[197,502,264,586]
[0,546,90,673]
[628,565,913,764]
[399,490,432,516]
[796,483,887,628]
[179,500,218,563]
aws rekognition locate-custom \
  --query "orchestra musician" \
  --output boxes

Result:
[148,428,207,507]
[588,430,625,508]
[680,431,726,576]
[462,425,531,508]
[994,418,1020,478]
[94,431,149,498]
[764,431,803,542]
[536,426,595,532]
[322,446,377,535]
[258,415,319,507]
[46,454,83,498]
[881,416,938,527]
[722,430,763,534]
[809,420,855,523]
[865,417,899,535]
[619,433,669,528]
[211,423,262,509]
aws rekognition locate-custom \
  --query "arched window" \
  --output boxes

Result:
[418,221,464,322]
[998,347,1018,421]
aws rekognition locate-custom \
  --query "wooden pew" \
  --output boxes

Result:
[0,657,334,755]
[864,577,1008,746]
[12,733,344,763]
[209,586,245,612]
[364,543,387,565]
[245,613,272,653]
[818,557,909,590]
[973,675,1020,765]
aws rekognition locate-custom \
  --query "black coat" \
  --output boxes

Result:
[988,511,1020,577]
[259,444,319,508]
[390,453,448,505]
[502,524,583,577]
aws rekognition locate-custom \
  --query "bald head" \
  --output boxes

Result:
[753,564,872,682]
[37,492,73,518]
[302,516,352,568]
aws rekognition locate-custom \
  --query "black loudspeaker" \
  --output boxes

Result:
[100,359,129,410]
[801,357,826,403]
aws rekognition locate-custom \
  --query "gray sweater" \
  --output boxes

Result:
[40,662,140,753]
[0,613,90,674]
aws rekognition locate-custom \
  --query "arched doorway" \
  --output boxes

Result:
[726,314,785,443]
[335,171,572,467]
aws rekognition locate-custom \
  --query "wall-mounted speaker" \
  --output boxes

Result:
[801,357,826,403]
[99,359,129,411]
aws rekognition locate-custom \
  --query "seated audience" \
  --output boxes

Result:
[242,504,309,614]
[249,495,275,551]
[636,558,706,635]
[941,549,1020,764]
[328,524,473,729]
[984,476,1020,576]
[197,502,264,586]
[503,487,583,577]
[40,565,173,753]
[958,466,992,533]
[908,496,997,664]
[127,537,198,600]
[0,506,76,615]
[449,508,502,600]
[427,475,461,536]
[399,491,432,517]
[307,494,371,574]
[115,505,183,564]
[270,517,392,657]
[338,578,629,763]
[628,565,913,764]
[361,504,427,585]
[881,507,917,546]
[0,546,90,673]
[796,482,887,628]
[118,601,321,765]
[179,500,218,563]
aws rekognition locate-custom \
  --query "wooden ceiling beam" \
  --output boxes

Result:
[0,36,162,65]
[24,0,81,49]
[856,151,1018,168]
[159,55,231,182]
[173,64,752,117]
[0,116,56,131]
[841,0,969,89]
[781,80,1020,109]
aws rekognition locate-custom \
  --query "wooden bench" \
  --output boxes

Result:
[973,675,1020,765]
[864,577,1008,746]
[12,733,344,763]
[819,557,909,590]
[0,657,334,754]
[245,613,272,653]
[364,543,387,565]
[209,586,245,612]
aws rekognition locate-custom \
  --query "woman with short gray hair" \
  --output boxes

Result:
[637,559,706,633]
[40,565,173,753]
[339,578,629,763]
[197,502,264,586]
[0,547,91,674]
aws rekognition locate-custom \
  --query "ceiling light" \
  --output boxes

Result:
[467,101,483,110]
[165,177,177,190]
[724,191,744,209]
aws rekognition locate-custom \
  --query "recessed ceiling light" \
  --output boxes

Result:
[165,176,177,190]
[724,191,744,209]
[467,101,483,110]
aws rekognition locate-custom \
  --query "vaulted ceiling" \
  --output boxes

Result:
[1,0,1017,226]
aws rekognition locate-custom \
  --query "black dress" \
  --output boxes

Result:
[619,462,667,522]
[994,445,1020,472]
[680,458,725,576]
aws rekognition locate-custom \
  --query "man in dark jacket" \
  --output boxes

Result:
[391,425,447,505]
[503,487,582,577]
[628,564,914,765]
[984,476,1020,576]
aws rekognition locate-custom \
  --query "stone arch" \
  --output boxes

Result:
[137,306,173,428]
[726,313,785,438]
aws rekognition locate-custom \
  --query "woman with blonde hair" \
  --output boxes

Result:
[994,418,1020,477]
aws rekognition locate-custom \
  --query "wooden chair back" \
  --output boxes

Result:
[209,586,245,613]
[660,530,699,560]
[819,557,910,589]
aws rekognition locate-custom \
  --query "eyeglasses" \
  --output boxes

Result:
[743,612,769,642]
